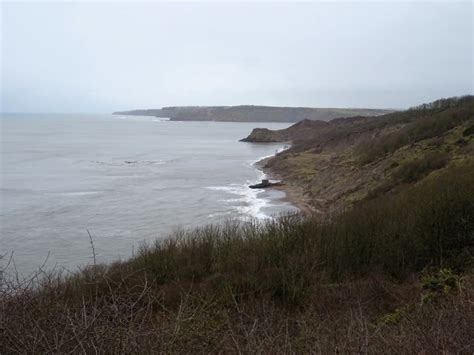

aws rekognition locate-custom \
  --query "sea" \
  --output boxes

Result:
[0,114,297,275]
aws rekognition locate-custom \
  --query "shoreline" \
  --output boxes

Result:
[254,154,316,217]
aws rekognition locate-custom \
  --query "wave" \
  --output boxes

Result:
[1,188,102,198]
[206,146,291,220]
[206,180,272,220]
[52,191,102,197]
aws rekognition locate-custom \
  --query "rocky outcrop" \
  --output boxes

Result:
[240,119,329,143]
[240,128,284,142]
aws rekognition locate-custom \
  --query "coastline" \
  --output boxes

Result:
[254,154,316,216]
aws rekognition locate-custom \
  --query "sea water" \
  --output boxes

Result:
[0,114,297,275]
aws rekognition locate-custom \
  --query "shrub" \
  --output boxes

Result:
[420,268,459,304]
[392,152,448,183]
[463,124,474,137]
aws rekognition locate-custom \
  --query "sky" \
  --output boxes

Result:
[1,1,473,113]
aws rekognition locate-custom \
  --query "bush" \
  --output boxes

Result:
[392,152,448,183]
[463,124,474,137]
[420,268,459,304]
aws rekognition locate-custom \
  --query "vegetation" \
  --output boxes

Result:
[391,152,448,183]
[2,162,473,353]
[113,105,392,123]
[250,96,474,215]
[357,96,474,165]
[2,96,473,352]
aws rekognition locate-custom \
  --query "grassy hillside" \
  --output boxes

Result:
[2,96,473,353]
[248,95,474,215]
[113,105,393,122]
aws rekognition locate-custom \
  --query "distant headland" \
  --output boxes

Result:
[113,105,394,123]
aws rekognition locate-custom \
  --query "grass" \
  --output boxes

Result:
[356,97,474,165]
[2,161,473,353]
[263,96,473,219]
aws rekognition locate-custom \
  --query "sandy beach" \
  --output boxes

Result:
[255,154,317,216]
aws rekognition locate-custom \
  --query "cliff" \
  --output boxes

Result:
[113,105,393,122]
[240,119,328,142]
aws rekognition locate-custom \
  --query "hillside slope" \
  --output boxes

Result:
[113,105,393,122]
[242,96,474,215]
[3,96,474,353]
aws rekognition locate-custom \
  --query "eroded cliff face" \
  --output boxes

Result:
[242,96,474,216]
[239,128,284,142]
[240,119,329,143]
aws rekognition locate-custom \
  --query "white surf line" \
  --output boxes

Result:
[246,144,295,218]
[207,145,292,221]
[207,184,270,220]
[240,144,292,219]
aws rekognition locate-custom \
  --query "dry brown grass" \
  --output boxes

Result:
[2,269,473,353]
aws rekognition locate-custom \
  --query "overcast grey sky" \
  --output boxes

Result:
[1,1,472,113]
